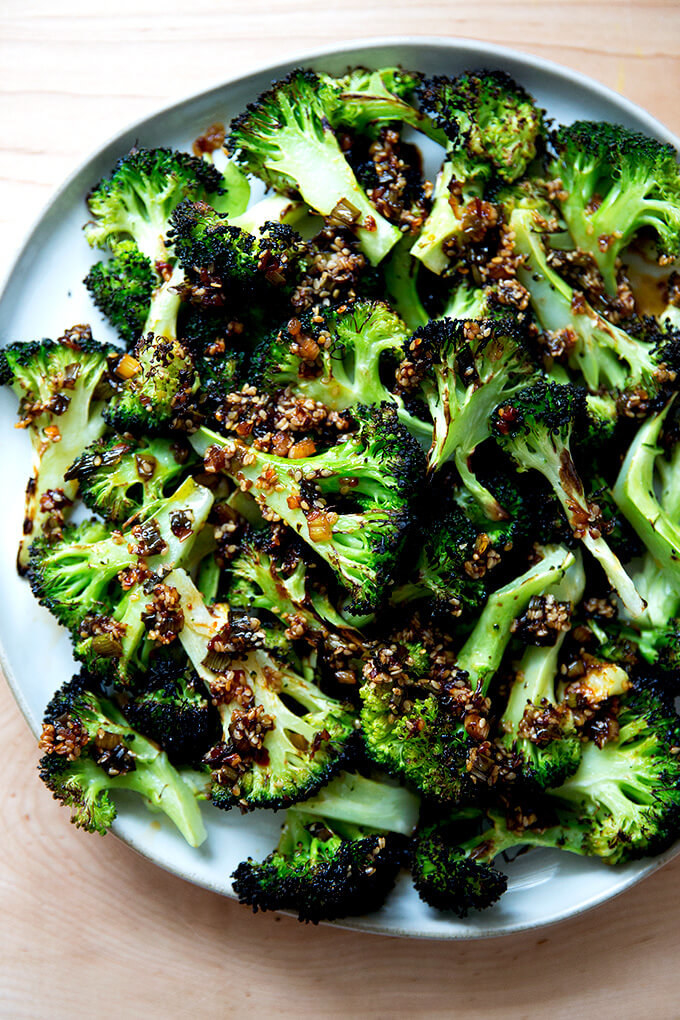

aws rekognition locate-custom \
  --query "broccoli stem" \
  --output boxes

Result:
[455,545,575,690]
[511,208,655,392]
[410,152,488,274]
[502,553,585,736]
[613,401,680,588]
[383,237,429,330]
[508,431,646,617]
[295,772,420,836]
[143,265,183,340]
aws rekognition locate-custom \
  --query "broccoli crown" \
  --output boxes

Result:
[360,678,473,802]
[195,403,426,613]
[84,240,155,347]
[392,505,491,618]
[417,69,544,181]
[169,199,305,292]
[38,673,207,845]
[318,66,441,141]
[167,570,359,810]
[359,641,475,802]
[125,657,219,766]
[553,680,680,862]
[66,433,193,522]
[104,333,199,434]
[232,808,403,923]
[250,299,411,411]
[550,121,680,290]
[1,332,115,562]
[401,316,536,514]
[412,812,508,914]
[491,379,586,445]
[85,147,224,258]
[227,70,401,265]
[28,477,214,680]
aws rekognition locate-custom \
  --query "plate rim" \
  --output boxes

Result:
[2,34,680,940]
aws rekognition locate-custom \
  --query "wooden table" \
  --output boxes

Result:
[1,2,679,1015]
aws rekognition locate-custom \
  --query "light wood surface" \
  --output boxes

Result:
[1,2,680,1016]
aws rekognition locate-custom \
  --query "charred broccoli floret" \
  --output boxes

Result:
[411,806,587,915]
[504,185,679,397]
[399,316,537,517]
[0,330,115,566]
[250,300,432,445]
[28,477,214,681]
[192,404,426,614]
[38,674,209,845]
[498,552,586,789]
[124,656,219,766]
[104,333,199,434]
[491,380,646,617]
[411,70,545,273]
[549,122,680,293]
[232,771,419,922]
[361,545,576,801]
[85,147,224,345]
[84,240,155,347]
[66,433,195,522]
[227,70,402,264]
[166,570,358,809]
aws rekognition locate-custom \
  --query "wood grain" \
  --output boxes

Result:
[1,2,680,1015]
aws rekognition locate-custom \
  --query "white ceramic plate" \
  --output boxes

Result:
[2,37,679,940]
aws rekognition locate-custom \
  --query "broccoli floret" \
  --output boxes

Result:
[390,505,500,618]
[411,71,545,273]
[505,187,678,398]
[250,301,432,445]
[166,570,358,810]
[491,380,646,617]
[399,316,537,517]
[232,771,419,922]
[361,545,576,801]
[498,551,586,789]
[549,122,680,294]
[192,404,426,614]
[318,66,443,142]
[0,331,115,567]
[226,530,368,686]
[411,806,588,915]
[124,656,219,766]
[552,680,680,862]
[28,476,214,682]
[418,70,545,180]
[227,70,402,264]
[104,333,200,434]
[169,199,306,294]
[84,240,155,347]
[66,433,195,522]
[38,674,209,845]
[85,146,224,259]
[85,147,224,349]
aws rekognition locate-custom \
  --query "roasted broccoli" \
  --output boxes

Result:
[165,569,358,809]
[0,330,115,566]
[38,674,209,845]
[66,433,195,522]
[491,380,646,616]
[361,545,576,801]
[227,70,402,264]
[232,770,419,922]
[411,70,545,273]
[549,122,680,294]
[192,403,426,614]
[398,316,536,517]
